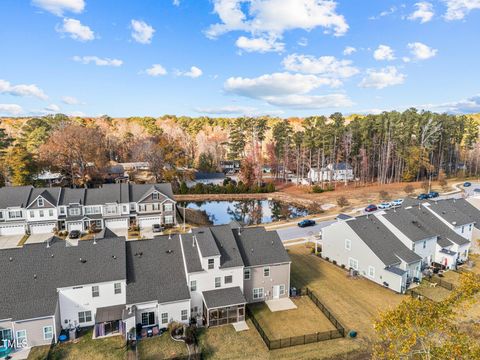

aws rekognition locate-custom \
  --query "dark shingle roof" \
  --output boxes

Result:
[194,172,226,180]
[129,184,174,202]
[233,227,290,267]
[385,266,407,276]
[347,216,421,266]
[193,228,220,257]
[426,199,474,226]
[126,235,190,304]
[27,188,61,208]
[382,208,436,242]
[447,198,480,226]
[59,188,86,205]
[181,233,203,273]
[0,186,33,209]
[202,286,246,309]
[210,225,244,269]
[84,184,129,205]
[0,236,126,321]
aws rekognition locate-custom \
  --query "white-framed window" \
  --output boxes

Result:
[345,239,351,251]
[43,326,53,340]
[114,282,121,294]
[78,311,92,323]
[69,208,81,216]
[181,310,188,321]
[215,277,221,288]
[164,203,173,212]
[161,312,168,324]
[0,211,3,219]
[279,284,286,296]
[92,285,99,297]
[84,206,101,215]
[224,275,233,284]
[8,210,22,219]
[368,266,375,279]
[348,257,359,270]
[138,204,146,212]
[190,280,197,291]
[38,198,44,207]
[142,312,155,326]
[59,207,66,215]
[412,243,416,251]
[49,209,54,217]
[152,192,160,200]
[164,215,174,224]
[244,268,250,280]
[105,205,117,215]
[263,267,270,277]
[208,258,214,270]
[0,329,12,341]
[39,210,44,218]
[122,205,128,213]
[469,224,473,231]
[423,240,426,249]
[29,210,34,217]
[16,330,27,346]
[253,288,264,300]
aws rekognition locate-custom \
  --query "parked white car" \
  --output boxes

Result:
[378,202,392,209]
[390,199,404,207]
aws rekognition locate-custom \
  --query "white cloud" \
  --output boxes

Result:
[263,94,353,109]
[32,0,84,16]
[73,56,123,67]
[44,104,61,112]
[422,94,480,113]
[0,104,23,115]
[61,96,81,105]
[68,110,86,117]
[282,54,359,78]
[206,0,349,45]
[195,105,257,115]
[131,19,155,44]
[343,46,356,55]
[408,42,437,60]
[145,64,168,77]
[297,37,308,47]
[0,79,48,100]
[402,56,411,63]
[369,6,397,20]
[56,18,95,41]
[373,45,396,61]
[235,36,285,53]
[176,66,203,78]
[409,2,435,23]
[443,0,480,20]
[173,0,180,5]
[359,66,406,89]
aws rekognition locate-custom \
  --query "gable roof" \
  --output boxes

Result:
[0,186,33,209]
[0,236,126,321]
[347,215,421,266]
[192,227,220,257]
[444,198,480,226]
[27,188,61,209]
[194,172,226,180]
[84,184,129,205]
[130,184,174,203]
[233,227,290,267]
[382,208,436,242]
[59,188,86,205]
[209,225,244,269]
[202,286,246,309]
[181,233,204,273]
[126,235,190,305]
[425,199,474,226]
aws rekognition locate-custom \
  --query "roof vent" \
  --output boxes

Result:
[452,221,457,226]
[51,254,54,258]
[112,255,117,259]
[93,236,97,245]
[80,258,87,263]
[166,249,173,254]
[250,248,254,253]
[271,240,274,246]
[33,274,37,279]
[168,234,172,240]
[9,257,13,262]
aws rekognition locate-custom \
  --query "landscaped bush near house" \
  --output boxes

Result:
[175,181,275,195]
[312,185,335,194]
[336,196,349,207]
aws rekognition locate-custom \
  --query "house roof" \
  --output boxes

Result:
[0,236,126,321]
[233,227,290,267]
[447,198,480,226]
[0,186,33,209]
[425,199,474,226]
[209,225,245,269]
[385,266,407,276]
[330,162,352,170]
[126,235,190,305]
[192,228,221,257]
[129,184,174,202]
[336,213,353,221]
[181,233,204,273]
[202,286,246,309]
[27,188,61,208]
[59,188,86,205]
[194,172,226,180]
[84,184,129,205]
[382,208,436,242]
[347,215,422,266]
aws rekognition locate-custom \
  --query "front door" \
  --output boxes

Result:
[273,285,280,299]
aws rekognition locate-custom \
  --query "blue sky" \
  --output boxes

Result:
[0,0,479,118]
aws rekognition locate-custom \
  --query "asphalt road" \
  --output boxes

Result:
[276,220,335,241]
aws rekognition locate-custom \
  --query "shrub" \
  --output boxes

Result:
[312,185,324,193]
[332,260,337,265]
[379,190,390,200]
[337,196,350,207]
[325,256,329,261]
[403,184,415,195]
[341,264,345,269]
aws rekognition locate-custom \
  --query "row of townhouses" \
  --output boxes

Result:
[323,198,480,293]
[0,184,177,235]
[307,163,355,183]
[0,223,290,349]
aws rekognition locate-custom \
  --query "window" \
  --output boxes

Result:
[38,198,44,207]
[279,284,286,296]
[105,205,117,215]
[469,224,473,231]
[215,277,221,288]
[164,203,173,212]
[16,330,27,346]
[0,329,12,342]
[30,210,34,217]
[84,206,101,215]
[39,210,44,218]
[224,275,233,284]
[78,311,92,323]
[43,326,53,340]
[138,204,146,212]
[368,266,375,279]
[423,240,426,249]
[161,312,168,324]
[263,267,270,277]
[462,226,465,234]
[348,257,359,270]
[152,192,160,200]
[345,239,351,251]
[49,209,54,217]
[412,243,416,251]
[142,312,155,326]
[122,205,128,213]
[190,280,197,291]
[208,258,214,270]
[59,207,66,215]
[0,212,3,219]
[114,282,121,294]
[164,215,174,224]
[181,310,188,321]
[92,285,99,297]
[8,210,22,219]
[253,288,264,300]
[69,208,81,216]
[244,268,251,280]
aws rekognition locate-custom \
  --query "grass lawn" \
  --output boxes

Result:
[414,281,452,302]
[249,297,336,339]
[435,270,462,286]
[137,333,189,360]
[27,329,127,360]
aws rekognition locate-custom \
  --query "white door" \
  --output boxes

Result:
[105,218,128,229]
[273,285,280,299]
[0,224,25,235]
[30,222,56,234]
[138,217,161,230]
[67,222,83,232]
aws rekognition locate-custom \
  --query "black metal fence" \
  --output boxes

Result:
[247,288,345,350]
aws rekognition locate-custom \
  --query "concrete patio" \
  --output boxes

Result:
[232,321,249,332]
[265,298,298,312]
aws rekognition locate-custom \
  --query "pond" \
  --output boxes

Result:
[179,200,309,225]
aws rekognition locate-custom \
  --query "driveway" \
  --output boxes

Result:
[276,221,335,242]
[26,233,53,244]
[140,229,156,239]
[0,234,23,249]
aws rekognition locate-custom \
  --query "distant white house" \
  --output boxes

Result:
[307,162,354,183]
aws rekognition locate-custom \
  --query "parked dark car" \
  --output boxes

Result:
[417,193,429,200]
[474,188,480,193]
[428,191,439,198]
[297,219,316,228]
[152,224,163,233]
[464,182,472,187]
[69,230,81,239]
[364,204,378,212]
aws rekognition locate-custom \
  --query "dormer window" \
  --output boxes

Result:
[208,258,214,270]
[38,198,44,207]
[152,192,160,200]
